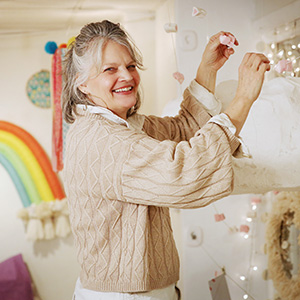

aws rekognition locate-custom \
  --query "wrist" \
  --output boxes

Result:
[196,64,217,94]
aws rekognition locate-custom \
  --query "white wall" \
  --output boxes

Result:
[0,14,157,300]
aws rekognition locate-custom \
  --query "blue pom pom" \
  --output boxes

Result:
[45,41,58,54]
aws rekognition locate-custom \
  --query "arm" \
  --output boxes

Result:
[196,31,238,94]
[224,53,270,136]
[142,89,212,142]
[105,121,240,209]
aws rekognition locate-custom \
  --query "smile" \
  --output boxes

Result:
[113,86,133,93]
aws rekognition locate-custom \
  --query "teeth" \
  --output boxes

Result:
[114,86,132,93]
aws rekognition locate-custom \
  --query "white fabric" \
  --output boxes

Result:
[77,104,130,127]
[188,79,222,116]
[73,279,178,300]
[208,113,251,158]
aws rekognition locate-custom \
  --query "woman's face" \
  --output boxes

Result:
[82,40,140,119]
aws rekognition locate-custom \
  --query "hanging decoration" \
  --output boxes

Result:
[265,191,300,300]
[208,272,232,300]
[0,121,69,241]
[26,70,51,108]
[45,42,70,172]
[51,46,64,172]
[192,7,207,18]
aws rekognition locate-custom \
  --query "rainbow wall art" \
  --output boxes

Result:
[0,121,70,241]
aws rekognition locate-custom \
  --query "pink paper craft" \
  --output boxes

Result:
[274,59,293,73]
[251,197,261,204]
[214,213,225,222]
[173,72,185,84]
[240,224,250,233]
[208,273,231,300]
[192,7,207,18]
[219,35,235,48]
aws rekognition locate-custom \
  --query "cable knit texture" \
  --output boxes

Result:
[63,89,240,293]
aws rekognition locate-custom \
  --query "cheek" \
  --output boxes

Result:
[134,72,141,87]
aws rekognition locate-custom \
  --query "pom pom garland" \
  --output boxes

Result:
[44,41,58,54]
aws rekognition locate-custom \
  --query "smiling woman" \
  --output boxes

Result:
[78,41,141,119]
[61,19,270,300]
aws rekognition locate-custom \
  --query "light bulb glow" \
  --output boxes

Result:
[246,217,253,222]
[244,234,249,239]
[292,45,296,49]
[298,43,300,48]
[252,205,257,211]
[267,53,273,58]
[252,266,258,271]
[278,50,284,57]
[240,275,246,281]
[288,51,292,56]
[243,294,249,299]
[271,43,275,49]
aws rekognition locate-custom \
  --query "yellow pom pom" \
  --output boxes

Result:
[67,36,76,49]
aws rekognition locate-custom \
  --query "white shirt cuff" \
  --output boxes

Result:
[188,79,222,116]
[208,113,252,158]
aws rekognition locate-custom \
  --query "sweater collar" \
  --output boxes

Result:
[77,104,129,128]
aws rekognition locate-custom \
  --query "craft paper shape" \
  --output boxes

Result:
[219,35,236,48]
[208,273,231,300]
[274,59,293,73]
[214,213,225,222]
[192,7,207,18]
[173,72,185,84]
[164,23,178,33]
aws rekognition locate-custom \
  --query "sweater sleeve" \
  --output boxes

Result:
[106,120,240,209]
[142,89,212,142]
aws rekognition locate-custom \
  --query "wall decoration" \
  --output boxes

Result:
[51,47,65,172]
[26,70,51,108]
[266,191,300,300]
[0,121,69,240]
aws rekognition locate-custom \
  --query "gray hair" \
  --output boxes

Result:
[62,20,144,123]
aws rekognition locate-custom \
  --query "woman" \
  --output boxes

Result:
[62,20,270,300]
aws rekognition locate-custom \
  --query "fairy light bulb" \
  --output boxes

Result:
[240,275,246,281]
[271,43,275,49]
[278,49,284,57]
[298,43,300,48]
[288,50,292,56]
[252,266,258,271]
[292,45,296,49]
[246,217,253,223]
[244,234,249,239]
[252,205,257,211]
[243,294,249,299]
[267,53,273,58]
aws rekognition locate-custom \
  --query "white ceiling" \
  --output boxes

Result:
[0,0,165,35]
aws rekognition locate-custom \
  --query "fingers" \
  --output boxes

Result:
[241,53,270,72]
[209,31,239,47]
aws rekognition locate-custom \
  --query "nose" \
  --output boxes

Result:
[119,67,133,81]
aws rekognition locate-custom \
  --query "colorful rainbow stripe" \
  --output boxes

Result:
[0,121,65,207]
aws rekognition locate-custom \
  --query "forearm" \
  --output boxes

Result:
[195,63,217,94]
[223,96,253,136]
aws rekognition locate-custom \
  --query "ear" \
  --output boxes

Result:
[78,84,89,95]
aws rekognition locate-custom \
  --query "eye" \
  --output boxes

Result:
[127,64,137,70]
[103,67,115,72]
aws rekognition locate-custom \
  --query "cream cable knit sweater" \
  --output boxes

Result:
[63,88,240,293]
